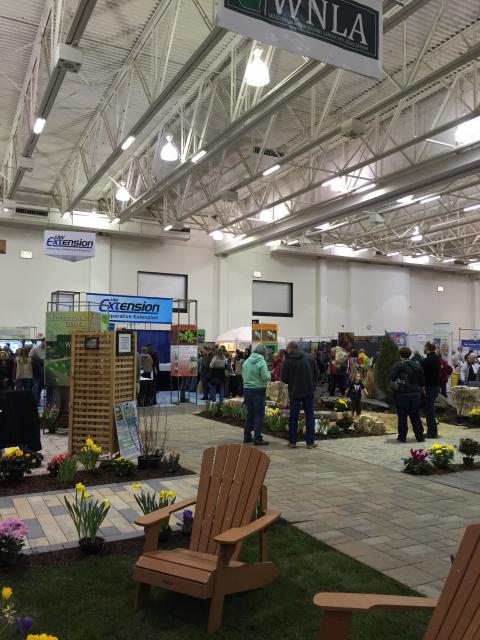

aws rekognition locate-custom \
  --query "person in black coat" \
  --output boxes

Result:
[345,372,367,416]
[421,342,441,438]
[281,342,319,449]
[390,347,425,443]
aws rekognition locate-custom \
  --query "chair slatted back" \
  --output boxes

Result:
[424,524,480,639]
[189,445,270,558]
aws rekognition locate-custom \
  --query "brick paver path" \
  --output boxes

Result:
[4,413,480,598]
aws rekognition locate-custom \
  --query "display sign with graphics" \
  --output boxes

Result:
[45,311,104,386]
[217,0,382,80]
[0,327,32,339]
[387,331,407,347]
[113,401,141,459]
[170,345,199,377]
[433,322,451,359]
[44,230,96,262]
[86,293,173,324]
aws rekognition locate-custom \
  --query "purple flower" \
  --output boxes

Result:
[0,518,28,541]
[183,510,193,521]
[410,448,428,461]
[15,616,33,634]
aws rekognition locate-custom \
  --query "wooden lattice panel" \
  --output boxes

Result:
[69,331,136,454]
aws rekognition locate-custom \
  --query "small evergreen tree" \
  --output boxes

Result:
[374,333,401,395]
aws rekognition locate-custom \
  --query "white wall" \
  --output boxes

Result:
[0,223,476,340]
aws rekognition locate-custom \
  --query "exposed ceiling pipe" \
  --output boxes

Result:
[7,0,98,199]
[217,143,480,254]
[115,0,436,224]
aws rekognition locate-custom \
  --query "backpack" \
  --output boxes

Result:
[390,360,418,392]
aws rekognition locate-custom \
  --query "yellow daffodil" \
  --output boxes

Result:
[81,492,90,500]
[102,499,110,507]
[2,586,12,600]
[75,482,85,493]
[132,483,141,490]
[27,635,59,640]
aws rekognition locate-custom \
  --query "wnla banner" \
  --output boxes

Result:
[44,230,95,262]
[217,0,382,80]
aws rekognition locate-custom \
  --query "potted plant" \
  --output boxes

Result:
[76,438,102,473]
[136,406,169,469]
[458,438,480,466]
[467,408,480,427]
[0,448,37,482]
[0,518,28,566]
[64,483,110,553]
[336,415,354,432]
[182,509,194,535]
[426,443,456,470]
[403,449,433,475]
[132,484,176,542]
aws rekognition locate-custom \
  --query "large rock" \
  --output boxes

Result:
[357,415,386,435]
[434,393,450,411]
[451,386,480,416]
[266,381,289,407]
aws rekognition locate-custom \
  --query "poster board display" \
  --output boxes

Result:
[45,311,105,386]
[170,345,199,377]
[113,401,141,459]
[387,332,407,347]
[252,323,278,367]
[433,323,452,358]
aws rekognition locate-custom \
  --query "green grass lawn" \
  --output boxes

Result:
[7,524,431,640]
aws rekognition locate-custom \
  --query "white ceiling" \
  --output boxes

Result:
[1,0,480,266]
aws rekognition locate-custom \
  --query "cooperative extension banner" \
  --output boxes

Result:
[44,230,96,262]
[86,293,173,324]
[217,0,382,80]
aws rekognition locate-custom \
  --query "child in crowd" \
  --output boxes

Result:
[346,372,367,416]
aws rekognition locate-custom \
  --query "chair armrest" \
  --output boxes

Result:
[313,592,438,612]
[214,510,281,545]
[134,497,197,527]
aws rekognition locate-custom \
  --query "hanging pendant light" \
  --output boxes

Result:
[160,135,178,162]
[245,49,270,88]
[115,181,131,202]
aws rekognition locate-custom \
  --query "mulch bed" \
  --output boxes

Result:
[197,412,384,440]
[0,464,194,498]
[405,462,480,476]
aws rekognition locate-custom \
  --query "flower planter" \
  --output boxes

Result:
[137,455,161,470]
[79,536,105,554]
[462,456,475,467]
[158,527,171,543]
[432,461,449,470]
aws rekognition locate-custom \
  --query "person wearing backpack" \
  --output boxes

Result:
[421,342,441,438]
[390,347,425,443]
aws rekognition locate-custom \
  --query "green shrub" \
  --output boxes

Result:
[374,333,400,396]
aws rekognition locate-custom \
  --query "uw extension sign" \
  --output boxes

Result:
[86,293,173,324]
[217,0,382,79]
[44,230,95,262]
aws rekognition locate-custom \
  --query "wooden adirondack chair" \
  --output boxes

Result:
[314,523,480,639]
[133,444,281,633]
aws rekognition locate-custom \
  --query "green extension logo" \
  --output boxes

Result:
[231,0,262,12]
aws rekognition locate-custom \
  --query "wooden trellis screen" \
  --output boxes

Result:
[68,330,137,454]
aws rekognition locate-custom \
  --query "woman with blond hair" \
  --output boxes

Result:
[14,346,33,391]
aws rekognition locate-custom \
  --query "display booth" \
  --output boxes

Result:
[170,298,199,404]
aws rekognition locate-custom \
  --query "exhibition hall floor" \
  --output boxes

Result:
[5,413,480,599]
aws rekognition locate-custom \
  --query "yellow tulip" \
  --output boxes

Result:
[2,586,12,600]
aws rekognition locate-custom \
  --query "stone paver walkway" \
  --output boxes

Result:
[4,413,480,599]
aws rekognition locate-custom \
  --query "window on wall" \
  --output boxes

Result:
[252,280,293,317]
[137,271,188,312]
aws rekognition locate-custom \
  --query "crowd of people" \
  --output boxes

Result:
[0,339,48,404]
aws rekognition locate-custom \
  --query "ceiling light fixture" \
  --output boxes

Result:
[316,222,332,231]
[387,251,400,257]
[425,138,455,148]
[442,258,456,263]
[191,149,207,163]
[115,181,131,202]
[455,116,480,145]
[286,239,299,245]
[62,211,71,219]
[160,135,178,162]
[210,230,223,241]
[412,227,423,242]
[420,194,441,204]
[244,48,270,87]
[265,240,278,247]
[235,233,246,240]
[325,177,348,193]
[110,217,120,225]
[465,203,480,212]
[121,136,135,151]
[323,244,334,249]
[164,224,173,231]
[397,195,414,205]
[263,164,280,176]
[33,117,46,134]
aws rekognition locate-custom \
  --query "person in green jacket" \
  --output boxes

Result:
[242,344,271,446]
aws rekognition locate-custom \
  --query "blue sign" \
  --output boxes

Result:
[461,340,480,353]
[86,293,172,324]
[387,331,407,347]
